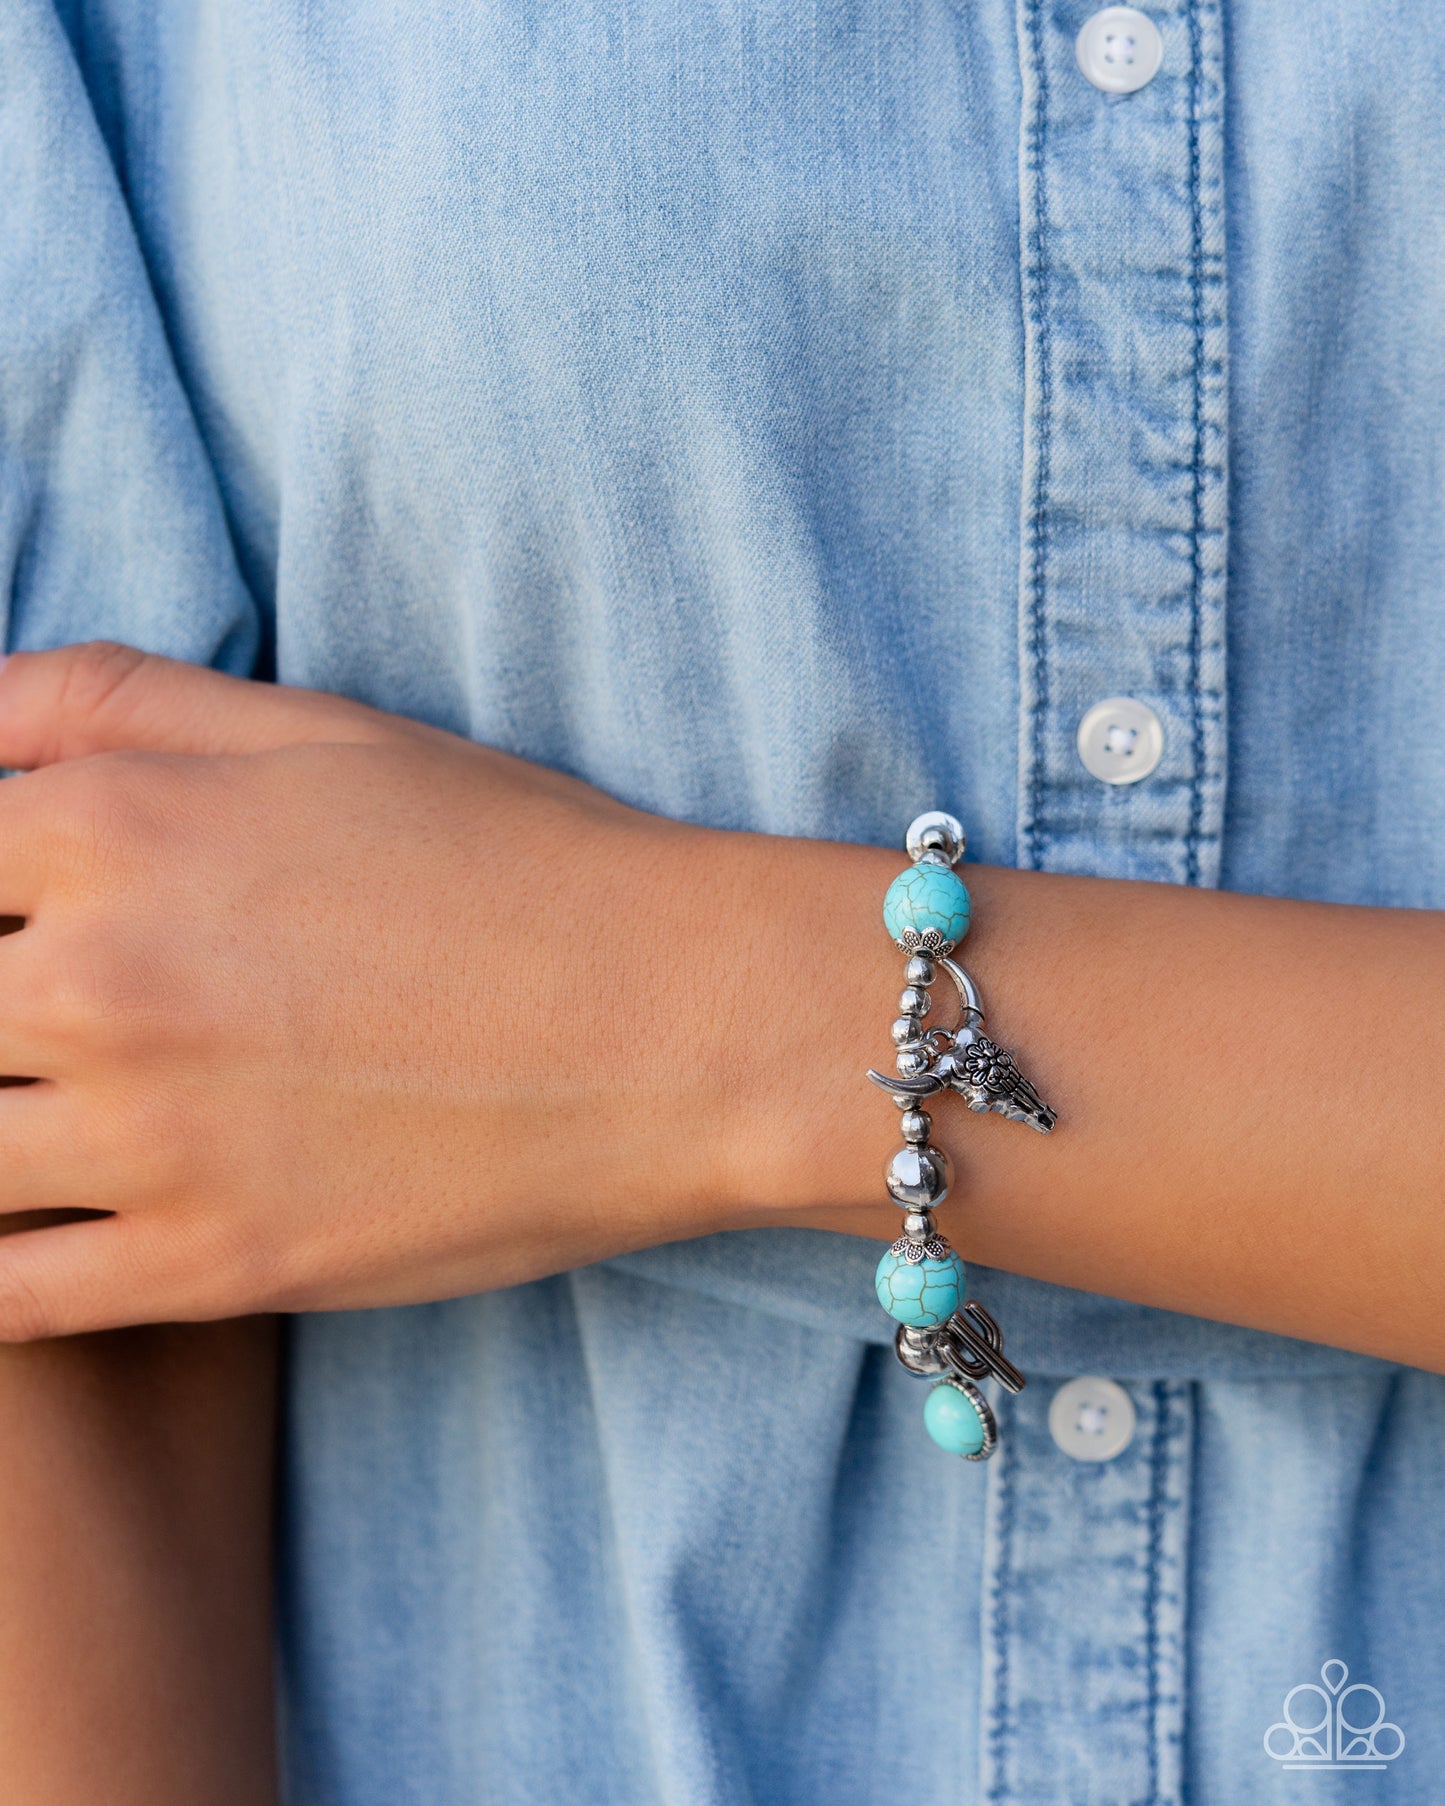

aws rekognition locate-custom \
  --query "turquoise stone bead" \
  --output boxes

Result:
[924,1381,987,1456]
[882,862,971,948]
[874,1246,965,1328]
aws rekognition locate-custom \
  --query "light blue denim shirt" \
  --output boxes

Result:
[8,2,1445,1800]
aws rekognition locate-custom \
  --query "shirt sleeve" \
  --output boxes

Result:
[0,0,259,669]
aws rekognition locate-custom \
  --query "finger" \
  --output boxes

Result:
[0,941,70,1068]
[0,1213,255,1339]
[0,915,128,1061]
[0,1217,175,1340]
[0,641,397,766]
[0,1083,154,1215]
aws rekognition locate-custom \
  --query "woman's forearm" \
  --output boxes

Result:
[706,837,1445,1370]
[0,1319,278,1805]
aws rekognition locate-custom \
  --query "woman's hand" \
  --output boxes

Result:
[0,642,880,1335]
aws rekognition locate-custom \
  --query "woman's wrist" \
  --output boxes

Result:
[686,837,1060,1241]
[683,829,903,1232]
[704,835,1445,1373]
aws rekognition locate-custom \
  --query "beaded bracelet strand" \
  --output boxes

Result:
[866,812,1056,1461]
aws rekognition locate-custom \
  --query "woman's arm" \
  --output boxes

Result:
[758,852,1445,1365]
[0,1315,277,1805]
[0,644,1438,1371]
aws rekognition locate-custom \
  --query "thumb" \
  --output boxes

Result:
[0,642,392,765]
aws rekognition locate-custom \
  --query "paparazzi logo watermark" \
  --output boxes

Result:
[1264,1660,1404,1770]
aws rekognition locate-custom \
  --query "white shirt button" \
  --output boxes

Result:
[1048,1377,1137,1462]
[1076,696,1164,785]
[1076,7,1164,94]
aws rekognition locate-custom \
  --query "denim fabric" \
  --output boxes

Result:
[7,0,1445,1799]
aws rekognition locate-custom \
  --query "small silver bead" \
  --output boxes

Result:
[885,1143,952,1209]
[895,1047,930,1079]
[890,1016,921,1047]
[903,955,936,987]
[894,1323,948,1377]
[905,811,966,868]
[900,1109,932,1144]
[902,1208,936,1241]
[898,986,931,1018]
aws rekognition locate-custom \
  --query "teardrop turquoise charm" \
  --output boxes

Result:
[924,1379,988,1457]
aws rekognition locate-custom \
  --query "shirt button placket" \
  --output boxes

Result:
[1014,0,1228,887]
[980,1381,1195,1804]
[989,1,1226,1799]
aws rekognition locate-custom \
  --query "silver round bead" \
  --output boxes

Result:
[895,1046,931,1079]
[905,810,966,868]
[903,955,936,987]
[894,1324,948,1377]
[900,1109,932,1144]
[885,1143,952,1209]
[890,1016,922,1047]
[902,1208,936,1241]
[898,986,931,1018]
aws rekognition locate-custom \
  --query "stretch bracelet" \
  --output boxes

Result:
[866,811,1056,1461]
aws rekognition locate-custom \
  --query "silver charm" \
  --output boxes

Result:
[940,1026,1057,1134]
[936,1301,1026,1394]
[894,1302,1024,1396]
[867,954,1056,1134]
[892,1324,1006,1462]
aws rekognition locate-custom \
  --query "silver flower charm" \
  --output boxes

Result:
[945,1029,1056,1134]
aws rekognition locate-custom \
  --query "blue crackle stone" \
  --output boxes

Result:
[882,863,971,948]
[874,1246,965,1327]
[924,1381,987,1456]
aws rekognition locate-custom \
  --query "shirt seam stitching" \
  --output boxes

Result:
[1185,0,1207,890]
[1142,1378,1171,1804]
[1022,0,1051,875]
[984,1419,1015,1802]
